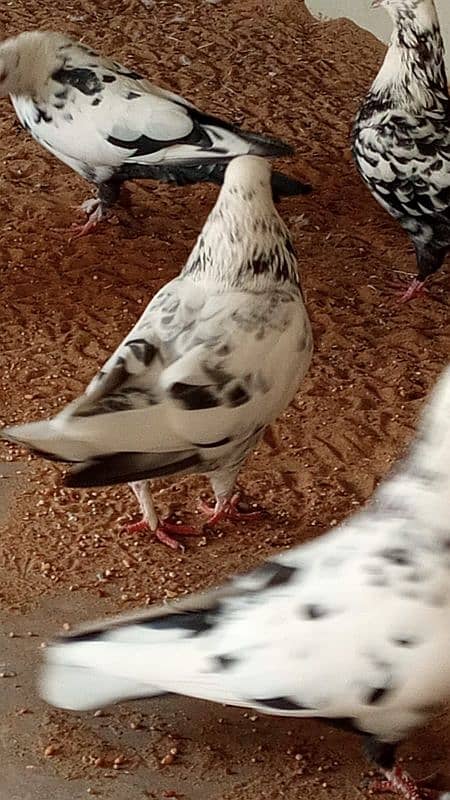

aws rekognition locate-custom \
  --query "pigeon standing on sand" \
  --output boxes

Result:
[3,155,313,550]
[0,30,311,237]
[40,364,450,800]
[352,0,450,302]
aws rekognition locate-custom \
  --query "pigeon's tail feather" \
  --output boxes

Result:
[2,421,201,486]
[65,450,201,488]
[193,110,295,158]
[122,161,312,197]
[2,420,93,462]
[271,170,313,198]
[205,165,312,197]
[41,658,163,711]
[40,601,231,712]
[229,128,294,158]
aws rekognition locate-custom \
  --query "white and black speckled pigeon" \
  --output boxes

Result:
[40,365,450,800]
[2,155,313,550]
[352,0,450,302]
[0,30,311,237]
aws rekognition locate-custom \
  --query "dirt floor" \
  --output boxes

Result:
[0,0,450,798]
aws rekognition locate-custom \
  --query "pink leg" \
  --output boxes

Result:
[198,492,263,526]
[370,766,436,800]
[125,517,200,552]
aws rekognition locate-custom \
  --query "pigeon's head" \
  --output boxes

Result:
[0,35,21,96]
[0,32,43,96]
[0,31,68,96]
[371,0,437,24]
[222,156,273,203]
[371,0,419,8]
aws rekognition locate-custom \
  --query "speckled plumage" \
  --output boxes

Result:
[352,0,450,295]
[2,156,313,543]
[0,30,311,231]
[40,363,450,791]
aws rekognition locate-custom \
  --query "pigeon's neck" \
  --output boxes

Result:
[181,197,301,291]
[370,1,449,113]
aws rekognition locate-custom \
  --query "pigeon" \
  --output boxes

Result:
[352,0,450,302]
[40,364,450,800]
[2,155,313,550]
[0,30,311,237]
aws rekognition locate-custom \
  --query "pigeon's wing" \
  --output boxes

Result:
[4,278,309,473]
[149,284,310,449]
[67,280,309,454]
[15,64,201,172]
[18,43,290,179]
[354,110,450,221]
[2,276,187,462]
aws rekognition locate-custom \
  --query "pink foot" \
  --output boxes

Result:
[125,517,200,552]
[397,278,428,304]
[370,766,436,800]
[198,492,264,526]
[380,274,429,304]
[69,201,104,240]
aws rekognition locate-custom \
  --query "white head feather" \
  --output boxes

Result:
[373,0,438,27]
[0,30,70,97]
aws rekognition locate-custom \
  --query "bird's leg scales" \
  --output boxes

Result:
[199,492,264,526]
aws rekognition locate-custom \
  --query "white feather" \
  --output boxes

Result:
[0,31,291,187]
[40,365,450,747]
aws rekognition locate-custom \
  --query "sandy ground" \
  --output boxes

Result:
[0,0,450,798]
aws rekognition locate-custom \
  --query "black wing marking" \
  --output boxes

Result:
[51,67,103,96]
[107,122,213,158]
[73,339,157,417]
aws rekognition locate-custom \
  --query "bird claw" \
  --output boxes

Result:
[369,766,439,800]
[397,278,428,304]
[124,517,200,551]
[125,519,149,534]
[382,273,428,304]
[199,492,264,526]
[69,203,104,239]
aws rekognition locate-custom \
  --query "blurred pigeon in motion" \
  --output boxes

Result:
[3,155,313,550]
[0,30,311,237]
[40,364,450,800]
[352,0,450,302]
